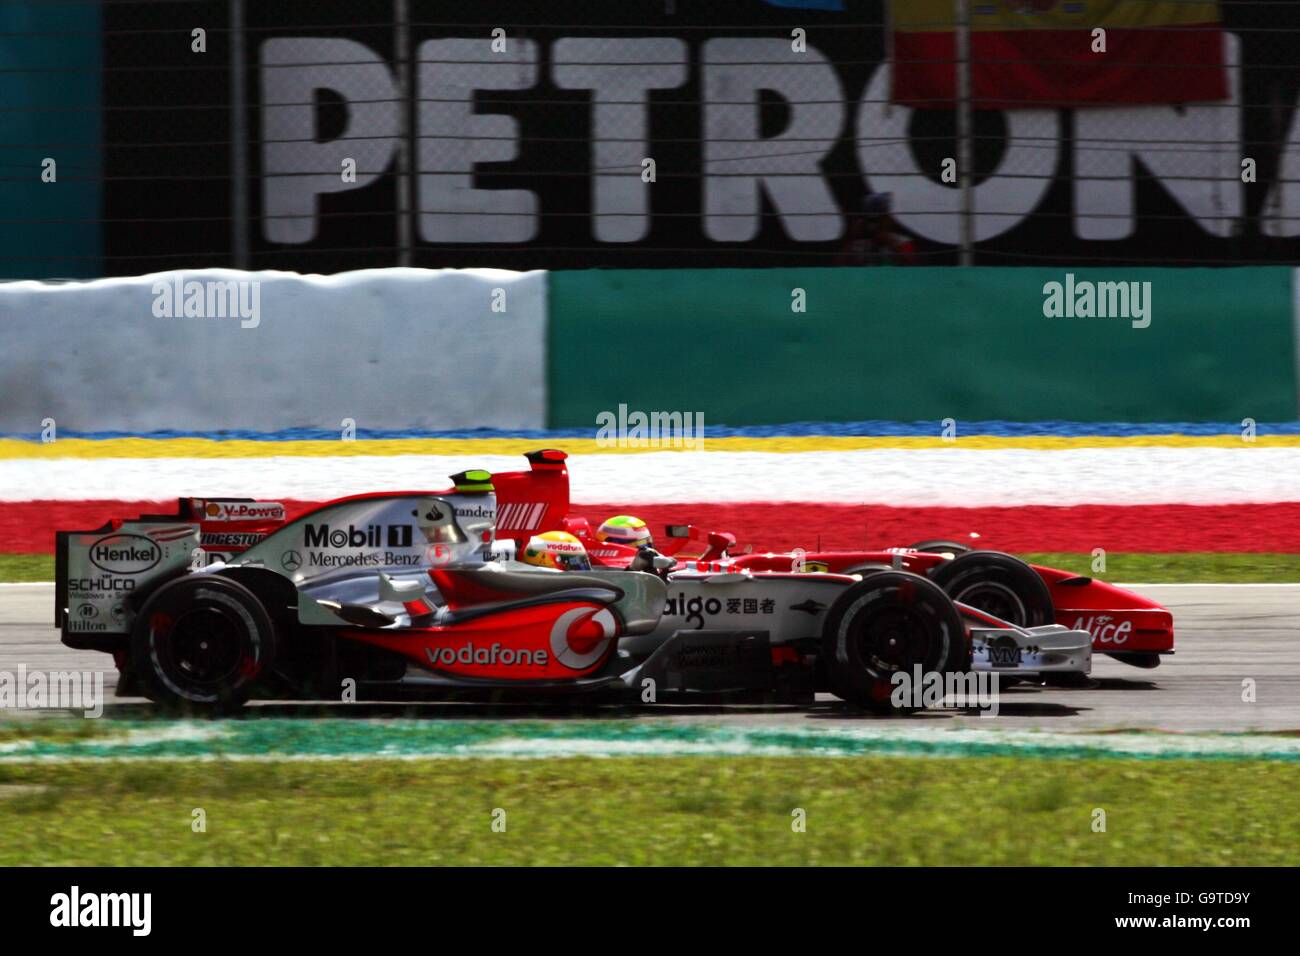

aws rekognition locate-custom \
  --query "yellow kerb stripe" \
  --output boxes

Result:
[0,433,1292,460]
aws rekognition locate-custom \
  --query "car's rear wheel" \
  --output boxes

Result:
[929,551,1054,628]
[908,539,973,557]
[131,575,276,712]
[822,572,967,713]
[841,561,891,577]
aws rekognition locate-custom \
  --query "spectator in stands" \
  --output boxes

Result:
[836,192,917,265]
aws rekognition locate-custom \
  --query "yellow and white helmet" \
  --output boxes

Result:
[596,515,653,550]
[520,530,592,571]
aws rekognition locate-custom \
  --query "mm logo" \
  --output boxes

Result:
[89,534,162,575]
[987,637,1022,667]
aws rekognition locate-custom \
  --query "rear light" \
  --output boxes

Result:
[771,646,800,666]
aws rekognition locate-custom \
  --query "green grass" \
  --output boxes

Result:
[0,553,53,582]
[3,551,1299,584]
[0,756,1296,865]
[0,718,116,745]
[1021,552,1300,583]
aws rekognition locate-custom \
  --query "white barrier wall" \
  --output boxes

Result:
[0,268,547,432]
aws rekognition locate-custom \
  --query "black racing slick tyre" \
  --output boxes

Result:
[130,575,277,712]
[929,551,1054,628]
[908,539,972,557]
[841,562,892,577]
[822,572,967,713]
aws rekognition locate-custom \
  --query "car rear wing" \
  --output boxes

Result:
[55,517,200,644]
[491,449,572,542]
[54,496,287,640]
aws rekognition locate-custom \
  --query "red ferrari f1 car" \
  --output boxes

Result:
[55,450,1172,712]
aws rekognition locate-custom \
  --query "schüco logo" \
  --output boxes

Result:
[89,534,162,575]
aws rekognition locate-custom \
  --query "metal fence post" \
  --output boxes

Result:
[229,0,250,270]
[956,0,974,265]
[394,0,413,267]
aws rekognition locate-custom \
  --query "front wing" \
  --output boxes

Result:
[957,597,1091,674]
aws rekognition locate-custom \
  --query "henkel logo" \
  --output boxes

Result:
[1072,614,1132,645]
[205,501,286,522]
[89,534,162,575]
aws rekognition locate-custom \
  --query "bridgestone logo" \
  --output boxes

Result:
[201,532,266,547]
[425,643,549,667]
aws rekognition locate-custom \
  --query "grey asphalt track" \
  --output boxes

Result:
[1,583,1297,731]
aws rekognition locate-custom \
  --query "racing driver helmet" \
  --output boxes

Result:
[521,531,592,572]
[596,515,653,550]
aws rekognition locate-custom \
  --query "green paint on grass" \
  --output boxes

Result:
[0,753,1297,865]
[3,719,1300,762]
[3,552,1300,584]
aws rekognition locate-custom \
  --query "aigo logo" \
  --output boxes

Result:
[1071,614,1132,645]
[89,534,162,575]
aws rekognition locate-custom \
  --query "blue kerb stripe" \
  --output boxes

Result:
[2,421,1297,442]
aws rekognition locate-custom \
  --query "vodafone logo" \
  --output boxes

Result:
[549,607,617,670]
[1072,614,1132,645]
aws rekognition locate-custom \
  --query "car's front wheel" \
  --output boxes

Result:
[821,572,967,713]
[131,575,277,712]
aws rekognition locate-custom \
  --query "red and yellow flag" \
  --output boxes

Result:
[891,0,1228,109]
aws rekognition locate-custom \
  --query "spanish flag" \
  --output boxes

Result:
[891,1,1228,109]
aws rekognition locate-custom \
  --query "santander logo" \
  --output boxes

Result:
[1072,614,1132,645]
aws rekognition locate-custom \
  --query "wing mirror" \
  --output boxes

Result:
[629,548,675,577]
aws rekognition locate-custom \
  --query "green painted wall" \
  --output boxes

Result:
[0,3,101,278]
[548,267,1296,426]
